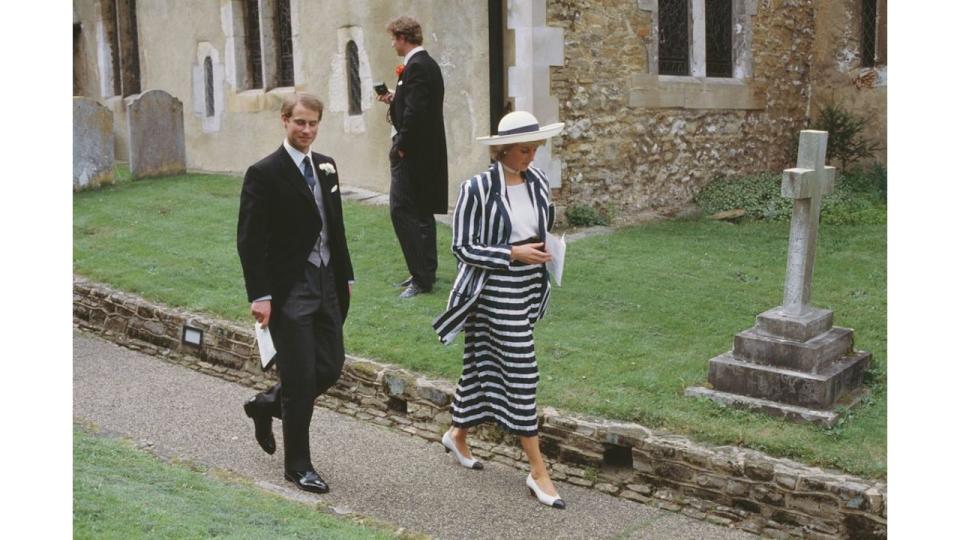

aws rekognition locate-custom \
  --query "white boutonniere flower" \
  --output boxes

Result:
[317,163,336,175]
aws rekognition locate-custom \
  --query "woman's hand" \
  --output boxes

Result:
[510,242,552,264]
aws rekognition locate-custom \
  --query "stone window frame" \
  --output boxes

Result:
[327,26,375,134]
[222,0,302,113]
[192,42,225,133]
[346,40,362,116]
[629,0,762,111]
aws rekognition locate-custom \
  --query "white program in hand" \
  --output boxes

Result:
[255,323,277,370]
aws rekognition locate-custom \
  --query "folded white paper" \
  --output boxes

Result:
[254,323,277,369]
[545,232,566,287]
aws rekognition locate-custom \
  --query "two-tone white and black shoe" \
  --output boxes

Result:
[441,430,484,470]
[526,473,566,509]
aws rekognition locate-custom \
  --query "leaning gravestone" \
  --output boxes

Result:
[127,89,186,179]
[686,130,872,427]
[73,97,115,190]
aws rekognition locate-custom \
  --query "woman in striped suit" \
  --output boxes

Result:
[433,111,566,509]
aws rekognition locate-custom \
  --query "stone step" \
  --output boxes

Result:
[755,306,833,342]
[706,350,871,409]
[733,326,854,373]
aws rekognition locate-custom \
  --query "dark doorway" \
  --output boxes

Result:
[488,0,508,132]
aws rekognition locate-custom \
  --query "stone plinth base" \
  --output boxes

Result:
[707,350,870,409]
[689,305,872,425]
[756,306,833,342]
[684,385,872,427]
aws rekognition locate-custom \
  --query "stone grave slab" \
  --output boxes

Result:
[73,97,115,190]
[127,89,186,179]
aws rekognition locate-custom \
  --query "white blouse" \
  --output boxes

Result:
[505,181,539,243]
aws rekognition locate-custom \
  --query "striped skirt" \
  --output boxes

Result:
[451,261,546,437]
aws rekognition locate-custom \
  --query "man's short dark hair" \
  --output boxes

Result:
[281,93,324,119]
[386,16,423,46]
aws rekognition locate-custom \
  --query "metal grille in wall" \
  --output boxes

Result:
[204,56,215,117]
[861,0,877,67]
[243,0,263,89]
[277,0,295,87]
[705,0,733,77]
[658,0,690,76]
[346,41,361,115]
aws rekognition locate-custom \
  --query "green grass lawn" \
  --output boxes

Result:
[74,171,886,479]
[73,425,397,539]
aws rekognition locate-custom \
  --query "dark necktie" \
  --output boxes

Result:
[302,158,316,190]
[302,156,328,266]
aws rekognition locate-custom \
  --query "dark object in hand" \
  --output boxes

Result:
[374,82,388,96]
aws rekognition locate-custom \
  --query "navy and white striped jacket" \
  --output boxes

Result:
[432,162,553,344]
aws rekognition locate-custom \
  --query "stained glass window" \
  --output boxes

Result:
[204,56,215,117]
[658,0,689,76]
[346,41,361,115]
[277,0,295,87]
[705,0,732,77]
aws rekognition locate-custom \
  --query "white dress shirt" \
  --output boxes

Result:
[403,46,425,65]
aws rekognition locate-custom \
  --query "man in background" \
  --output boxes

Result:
[377,15,448,299]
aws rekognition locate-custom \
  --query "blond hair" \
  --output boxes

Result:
[489,140,546,162]
[280,93,324,119]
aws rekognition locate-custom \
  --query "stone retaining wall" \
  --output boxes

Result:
[73,277,886,538]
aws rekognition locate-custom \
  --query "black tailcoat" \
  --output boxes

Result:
[237,146,354,318]
[389,49,449,214]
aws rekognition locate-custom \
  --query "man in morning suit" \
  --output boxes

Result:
[237,93,354,494]
[377,15,448,298]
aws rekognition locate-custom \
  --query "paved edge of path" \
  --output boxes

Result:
[74,329,758,540]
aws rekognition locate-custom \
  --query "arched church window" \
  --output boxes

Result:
[347,40,361,115]
[204,56,215,117]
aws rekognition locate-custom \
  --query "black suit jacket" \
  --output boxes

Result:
[237,146,354,319]
[389,50,448,214]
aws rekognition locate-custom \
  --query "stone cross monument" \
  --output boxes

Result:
[781,131,835,315]
[686,131,872,426]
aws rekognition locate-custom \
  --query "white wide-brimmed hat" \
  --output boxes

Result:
[476,111,564,145]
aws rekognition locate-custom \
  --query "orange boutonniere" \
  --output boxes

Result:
[395,64,405,77]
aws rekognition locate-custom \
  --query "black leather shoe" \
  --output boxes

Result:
[394,276,414,288]
[285,469,330,494]
[399,282,431,299]
[243,398,276,455]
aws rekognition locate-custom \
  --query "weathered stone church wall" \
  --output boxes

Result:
[809,0,886,166]
[72,0,490,206]
[545,1,818,223]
